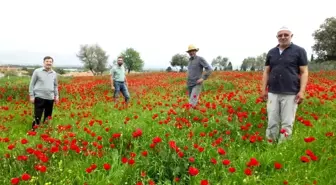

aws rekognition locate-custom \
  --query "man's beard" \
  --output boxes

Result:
[118,63,122,66]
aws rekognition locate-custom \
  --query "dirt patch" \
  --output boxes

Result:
[62,71,94,77]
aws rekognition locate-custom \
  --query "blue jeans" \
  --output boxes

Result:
[113,81,130,102]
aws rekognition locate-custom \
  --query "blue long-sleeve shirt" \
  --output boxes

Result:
[187,56,213,86]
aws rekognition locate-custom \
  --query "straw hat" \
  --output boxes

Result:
[186,45,199,52]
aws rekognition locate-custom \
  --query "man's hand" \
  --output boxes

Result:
[260,90,268,102]
[295,91,304,104]
[29,97,35,104]
[55,97,59,104]
[196,78,204,84]
[111,86,115,90]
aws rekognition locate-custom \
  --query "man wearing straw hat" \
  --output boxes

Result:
[186,45,213,107]
[260,26,309,143]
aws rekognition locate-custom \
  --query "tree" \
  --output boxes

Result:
[166,66,173,72]
[241,57,256,71]
[312,17,336,61]
[170,54,189,72]
[240,61,248,71]
[255,53,267,71]
[211,56,221,69]
[76,44,109,75]
[220,57,229,70]
[54,68,66,75]
[119,48,144,73]
[226,62,233,71]
[240,53,266,71]
[211,56,229,70]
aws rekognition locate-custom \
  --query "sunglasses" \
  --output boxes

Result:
[277,34,290,38]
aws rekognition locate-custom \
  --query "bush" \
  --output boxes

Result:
[4,71,18,77]
[166,66,172,72]
[308,60,336,71]
[54,68,66,75]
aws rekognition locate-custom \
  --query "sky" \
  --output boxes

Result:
[0,0,335,70]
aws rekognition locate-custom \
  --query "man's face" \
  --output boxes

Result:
[277,30,292,47]
[43,59,53,70]
[117,58,123,66]
[187,50,197,57]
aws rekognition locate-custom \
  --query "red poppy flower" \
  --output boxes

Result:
[188,166,199,176]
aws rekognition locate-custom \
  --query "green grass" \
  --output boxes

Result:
[0,71,335,185]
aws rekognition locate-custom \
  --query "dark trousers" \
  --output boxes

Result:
[113,81,130,102]
[32,97,54,128]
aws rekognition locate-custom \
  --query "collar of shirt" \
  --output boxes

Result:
[42,68,54,73]
[276,42,293,54]
[276,42,293,49]
[190,56,197,60]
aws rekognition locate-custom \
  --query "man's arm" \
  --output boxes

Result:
[54,73,59,101]
[298,48,309,93]
[123,66,127,84]
[299,66,308,93]
[260,52,271,100]
[29,70,38,99]
[199,57,213,80]
[261,66,270,92]
[111,75,114,87]
[110,68,115,88]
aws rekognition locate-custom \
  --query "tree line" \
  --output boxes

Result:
[76,45,144,75]
[168,52,267,72]
[76,16,335,75]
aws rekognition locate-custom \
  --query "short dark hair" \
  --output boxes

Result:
[43,56,54,62]
[117,56,123,60]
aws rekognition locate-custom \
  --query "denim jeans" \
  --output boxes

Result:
[113,81,130,102]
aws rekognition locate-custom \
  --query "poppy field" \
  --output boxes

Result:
[0,71,335,185]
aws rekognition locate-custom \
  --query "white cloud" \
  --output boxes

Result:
[0,0,335,69]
